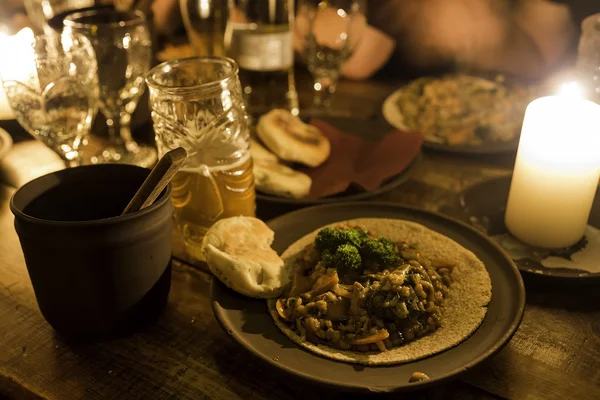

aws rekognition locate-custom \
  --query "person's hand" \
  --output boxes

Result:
[341,26,395,80]
[294,7,366,53]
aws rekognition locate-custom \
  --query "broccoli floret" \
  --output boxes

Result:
[362,237,400,267]
[315,227,367,253]
[315,227,400,272]
[322,243,362,272]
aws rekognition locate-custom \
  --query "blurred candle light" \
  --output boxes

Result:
[0,25,15,120]
[505,82,600,248]
[0,27,36,120]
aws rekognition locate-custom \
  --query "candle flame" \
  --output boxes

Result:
[0,27,33,120]
[518,83,600,172]
[559,81,582,100]
[199,0,211,19]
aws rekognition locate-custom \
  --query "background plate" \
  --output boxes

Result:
[382,87,520,155]
[256,117,422,205]
[211,202,525,393]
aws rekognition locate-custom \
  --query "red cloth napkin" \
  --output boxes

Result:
[301,119,422,200]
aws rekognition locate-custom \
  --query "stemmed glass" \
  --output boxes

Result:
[64,9,158,167]
[0,29,98,167]
[296,0,366,109]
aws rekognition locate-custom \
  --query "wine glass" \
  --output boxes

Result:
[64,8,158,167]
[296,0,366,109]
[0,29,98,167]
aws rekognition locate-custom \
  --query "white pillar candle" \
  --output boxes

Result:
[505,83,600,248]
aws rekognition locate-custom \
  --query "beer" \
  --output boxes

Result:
[147,57,254,263]
[170,153,255,261]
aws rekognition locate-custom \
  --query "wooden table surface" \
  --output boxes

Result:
[0,69,599,400]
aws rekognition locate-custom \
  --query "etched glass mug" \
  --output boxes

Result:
[146,57,255,262]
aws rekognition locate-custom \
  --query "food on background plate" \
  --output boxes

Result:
[394,75,540,146]
[257,109,331,167]
[267,219,491,365]
[201,217,289,299]
[250,138,312,199]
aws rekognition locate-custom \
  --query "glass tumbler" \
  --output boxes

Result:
[146,56,256,262]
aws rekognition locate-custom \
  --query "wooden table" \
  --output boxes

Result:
[0,70,598,400]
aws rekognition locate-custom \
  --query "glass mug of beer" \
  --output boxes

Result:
[146,57,255,262]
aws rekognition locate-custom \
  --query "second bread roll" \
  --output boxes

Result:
[257,109,331,167]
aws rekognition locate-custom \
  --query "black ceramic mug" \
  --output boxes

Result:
[10,164,173,342]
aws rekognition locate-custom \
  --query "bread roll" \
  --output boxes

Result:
[250,138,278,162]
[201,217,289,298]
[253,159,312,199]
[257,109,331,167]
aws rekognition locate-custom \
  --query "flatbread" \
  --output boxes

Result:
[267,218,492,366]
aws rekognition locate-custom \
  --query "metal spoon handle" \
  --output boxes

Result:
[122,147,187,215]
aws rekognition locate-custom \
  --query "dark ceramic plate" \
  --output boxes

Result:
[441,176,600,280]
[255,117,422,205]
[211,202,525,393]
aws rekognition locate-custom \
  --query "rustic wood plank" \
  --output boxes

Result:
[461,279,600,400]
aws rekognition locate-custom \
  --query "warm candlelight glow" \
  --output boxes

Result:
[0,26,15,120]
[0,27,36,120]
[559,81,582,99]
[505,81,600,249]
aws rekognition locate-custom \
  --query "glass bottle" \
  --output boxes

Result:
[225,0,298,115]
